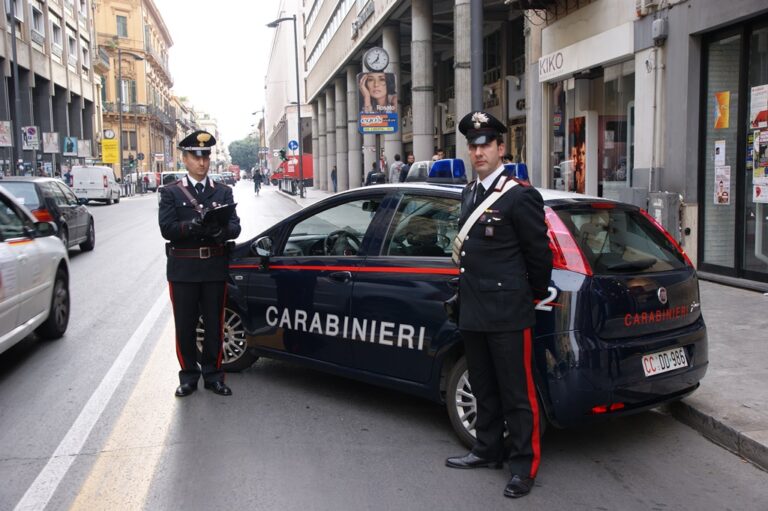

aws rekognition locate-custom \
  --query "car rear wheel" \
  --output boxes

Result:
[36,268,70,339]
[80,220,95,251]
[106,193,114,205]
[196,307,258,372]
[446,356,547,450]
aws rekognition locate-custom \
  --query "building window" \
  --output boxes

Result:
[118,79,137,105]
[51,18,62,45]
[121,131,137,151]
[31,6,43,33]
[100,75,107,104]
[81,39,90,70]
[116,15,128,37]
[5,0,23,22]
[68,35,78,66]
[79,0,87,18]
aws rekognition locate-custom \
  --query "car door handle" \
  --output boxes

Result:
[447,277,459,290]
[328,271,352,282]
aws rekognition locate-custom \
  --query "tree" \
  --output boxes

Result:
[229,136,259,170]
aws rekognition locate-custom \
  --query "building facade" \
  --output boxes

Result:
[95,0,175,179]
[1,0,100,176]
[300,0,526,191]
[264,0,311,177]
[527,0,768,286]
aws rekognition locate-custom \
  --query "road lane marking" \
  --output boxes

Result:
[13,291,169,511]
[69,318,177,510]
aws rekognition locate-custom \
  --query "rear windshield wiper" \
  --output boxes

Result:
[605,258,657,271]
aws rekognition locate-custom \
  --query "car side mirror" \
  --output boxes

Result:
[251,236,273,258]
[34,221,58,237]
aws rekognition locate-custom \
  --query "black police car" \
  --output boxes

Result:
[204,162,708,447]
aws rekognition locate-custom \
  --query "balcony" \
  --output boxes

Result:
[94,47,110,74]
[103,103,176,132]
[144,43,173,86]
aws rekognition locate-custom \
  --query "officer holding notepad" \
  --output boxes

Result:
[158,130,241,397]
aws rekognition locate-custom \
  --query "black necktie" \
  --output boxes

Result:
[195,183,204,195]
[473,183,485,209]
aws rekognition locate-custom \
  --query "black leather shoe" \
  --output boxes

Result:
[445,452,502,469]
[175,383,197,397]
[204,381,232,396]
[503,475,534,498]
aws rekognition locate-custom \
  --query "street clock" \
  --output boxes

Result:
[363,47,389,72]
[103,129,116,139]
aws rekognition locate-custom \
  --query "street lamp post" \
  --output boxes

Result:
[267,15,304,198]
[115,45,143,193]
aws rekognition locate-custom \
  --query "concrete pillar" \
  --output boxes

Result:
[347,66,363,188]
[383,24,403,170]
[317,96,327,192]
[411,0,434,162]
[454,0,471,168]
[324,87,336,192]
[311,101,319,188]
[334,76,348,192]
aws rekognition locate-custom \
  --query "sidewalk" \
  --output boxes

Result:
[279,187,768,470]
[669,280,768,471]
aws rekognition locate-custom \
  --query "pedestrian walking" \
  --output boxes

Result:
[158,130,241,398]
[331,165,338,192]
[445,111,552,499]
[388,154,404,183]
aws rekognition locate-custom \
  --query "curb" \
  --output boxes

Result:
[669,400,768,472]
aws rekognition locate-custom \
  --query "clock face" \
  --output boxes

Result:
[364,48,389,72]
[103,129,116,139]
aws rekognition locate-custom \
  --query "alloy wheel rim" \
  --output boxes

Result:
[54,280,69,329]
[196,308,247,364]
[455,370,477,439]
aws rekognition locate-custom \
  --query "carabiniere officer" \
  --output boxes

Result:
[159,130,241,397]
[445,111,553,498]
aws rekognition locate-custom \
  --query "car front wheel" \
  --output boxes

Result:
[196,307,258,371]
[36,268,70,339]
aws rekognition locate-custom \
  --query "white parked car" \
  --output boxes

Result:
[0,186,70,355]
[71,165,121,205]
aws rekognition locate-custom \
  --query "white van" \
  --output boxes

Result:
[71,165,121,204]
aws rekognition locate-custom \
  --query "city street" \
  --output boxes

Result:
[0,181,766,511]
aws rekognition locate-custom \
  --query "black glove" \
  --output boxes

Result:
[203,222,227,243]
[181,218,204,236]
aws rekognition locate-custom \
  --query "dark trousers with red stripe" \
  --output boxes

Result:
[168,281,227,386]
[461,328,541,478]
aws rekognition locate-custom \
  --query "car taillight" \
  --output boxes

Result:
[32,208,54,222]
[103,175,108,188]
[544,207,593,276]
[638,209,694,267]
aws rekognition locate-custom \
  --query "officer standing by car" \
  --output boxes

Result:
[158,130,241,398]
[445,111,553,499]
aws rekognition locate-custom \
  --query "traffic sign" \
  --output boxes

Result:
[288,139,298,151]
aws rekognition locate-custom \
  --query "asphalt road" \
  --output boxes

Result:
[1,181,766,511]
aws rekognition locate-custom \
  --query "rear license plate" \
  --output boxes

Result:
[642,347,688,377]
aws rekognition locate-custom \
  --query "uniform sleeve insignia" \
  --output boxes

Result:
[471,112,489,129]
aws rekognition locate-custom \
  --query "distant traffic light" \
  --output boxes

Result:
[279,149,287,161]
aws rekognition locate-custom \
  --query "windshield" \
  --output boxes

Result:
[554,205,687,274]
[1,182,40,209]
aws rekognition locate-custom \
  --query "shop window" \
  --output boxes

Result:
[548,61,635,198]
[744,26,768,275]
[701,34,740,269]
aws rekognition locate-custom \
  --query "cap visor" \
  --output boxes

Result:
[467,134,493,145]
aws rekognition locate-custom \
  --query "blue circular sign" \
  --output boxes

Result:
[288,140,299,151]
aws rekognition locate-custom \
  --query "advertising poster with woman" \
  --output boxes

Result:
[357,72,398,134]
[568,116,586,194]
